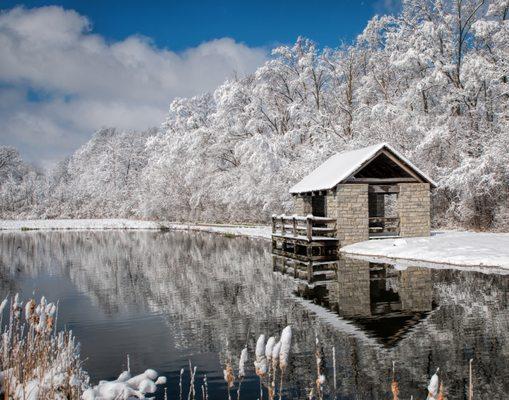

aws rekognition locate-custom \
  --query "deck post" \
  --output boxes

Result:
[292,216,297,237]
[281,216,286,236]
[306,243,313,259]
[272,216,276,234]
[306,216,312,242]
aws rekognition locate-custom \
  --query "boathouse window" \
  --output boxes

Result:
[311,195,326,217]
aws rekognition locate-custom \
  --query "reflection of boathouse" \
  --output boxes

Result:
[293,258,435,347]
[272,143,436,285]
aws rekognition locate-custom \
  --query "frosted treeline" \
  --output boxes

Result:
[1,0,508,229]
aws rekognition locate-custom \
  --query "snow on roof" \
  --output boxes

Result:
[289,143,436,194]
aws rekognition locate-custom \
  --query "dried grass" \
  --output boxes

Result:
[0,294,88,399]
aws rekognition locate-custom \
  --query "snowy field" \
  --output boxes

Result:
[2,219,509,270]
[342,231,509,271]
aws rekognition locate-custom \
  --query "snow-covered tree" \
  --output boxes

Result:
[3,0,509,229]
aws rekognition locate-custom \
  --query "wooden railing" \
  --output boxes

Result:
[271,214,337,242]
[369,216,400,235]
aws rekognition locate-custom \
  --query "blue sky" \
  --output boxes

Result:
[1,0,398,50]
[0,0,400,167]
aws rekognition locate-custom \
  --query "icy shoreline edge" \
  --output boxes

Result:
[1,219,508,271]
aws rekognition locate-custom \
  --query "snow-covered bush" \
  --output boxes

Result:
[82,369,167,399]
[0,295,89,399]
[0,294,167,400]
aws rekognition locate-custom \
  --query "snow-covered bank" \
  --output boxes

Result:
[0,219,272,239]
[341,231,509,270]
[172,223,271,240]
[0,219,165,230]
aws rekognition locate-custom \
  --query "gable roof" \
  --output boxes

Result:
[289,143,436,194]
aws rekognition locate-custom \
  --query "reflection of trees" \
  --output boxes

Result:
[0,231,508,398]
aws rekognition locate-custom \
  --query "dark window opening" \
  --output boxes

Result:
[311,196,326,217]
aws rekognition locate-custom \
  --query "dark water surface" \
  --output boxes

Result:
[0,231,508,399]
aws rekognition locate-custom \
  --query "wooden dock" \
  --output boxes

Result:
[271,214,339,285]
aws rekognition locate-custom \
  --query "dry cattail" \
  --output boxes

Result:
[24,298,36,321]
[13,293,22,319]
[272,341,281,370]
[0,297,7,314]
[279,326,292,370]
[468,358,473,400]
[314,337,325,400]
[179,368,184,400]
[238,347,248,379]
[254,334,268,377]
[265,336,276,364]
[332,346,337,393]
[391,381,399,400]
[427,368,440,399]
[437,382,445,400]
[223,361,235,388]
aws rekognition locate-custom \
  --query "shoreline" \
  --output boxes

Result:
[1,219,509,271]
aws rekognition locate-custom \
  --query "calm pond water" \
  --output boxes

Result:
[0,230,508,399]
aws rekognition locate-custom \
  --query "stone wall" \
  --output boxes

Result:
[336,184,369,246]
[397,183,431,237]
[293,195,312,215]
[326,192,337,219]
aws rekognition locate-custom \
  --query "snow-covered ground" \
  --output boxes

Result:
[0,219,165,230]
[342,231,509,270]
[0,219,272,239]
[173,222,271,239]
[2,219,509,270]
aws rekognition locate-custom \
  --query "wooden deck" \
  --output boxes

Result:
[271,214,339,285]
[271,214,338,261]
[271,213,402,284]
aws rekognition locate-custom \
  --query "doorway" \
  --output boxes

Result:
[368,190,399,237]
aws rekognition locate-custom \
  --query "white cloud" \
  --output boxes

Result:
[0,6,268,168]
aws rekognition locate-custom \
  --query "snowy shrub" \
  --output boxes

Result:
[0,295,89,399]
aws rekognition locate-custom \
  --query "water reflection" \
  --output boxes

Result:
[294,258,436,347]
[0,231,508,399]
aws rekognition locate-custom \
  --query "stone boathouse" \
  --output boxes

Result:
[289,142,436,245]
[271,143,436,284]
[271,143,436,327]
